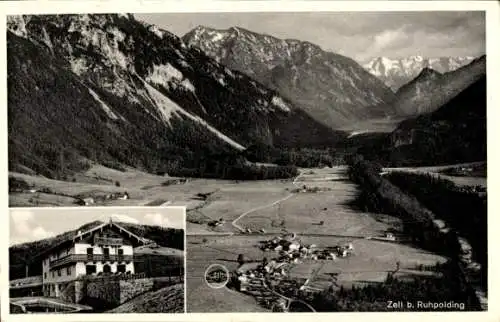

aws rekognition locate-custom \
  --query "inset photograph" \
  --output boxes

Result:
[9,207,185,313]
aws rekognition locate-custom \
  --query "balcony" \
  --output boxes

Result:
[49,254,134,270]
[94,236,124,246]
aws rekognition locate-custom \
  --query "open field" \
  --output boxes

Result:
[187,166,448,312]
[187,233,446,312]
[10,164,234,207]
[337,117,403,134]
[187,235,270,312]
[383,162,486,188]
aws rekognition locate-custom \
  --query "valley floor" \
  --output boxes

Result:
[186,167,448,312]
[382,161,486,188]
[9,162,486,312]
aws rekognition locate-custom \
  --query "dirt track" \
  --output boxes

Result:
[187,166,447,312]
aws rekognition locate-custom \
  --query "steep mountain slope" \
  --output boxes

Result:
[359,76,486,166]
[364,56,476,90]
[391,56,486,116]
[183,26,396,129]
[8,14,343,178]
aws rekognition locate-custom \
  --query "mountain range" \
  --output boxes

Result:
[183,25,396,129]
[358,75,486,166]
[7,14,344,178]
[363,56,477,91]
[392,55,485,116]
[7,14,487,179]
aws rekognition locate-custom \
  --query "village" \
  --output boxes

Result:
[227,232,360,312]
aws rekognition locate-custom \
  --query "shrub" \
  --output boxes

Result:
[9,176,30,192]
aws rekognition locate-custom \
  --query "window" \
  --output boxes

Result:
[66,267,72,276]
[87,247,93,260]
[85,265,96,275]
[57,269,61,277]
[44,272,47,279]
[103,247,110,259]
[118,248,124,256]
[117,264,126,273]
[103,264,111,274]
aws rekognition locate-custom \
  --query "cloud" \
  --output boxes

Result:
[110,214,140,224]
[11,210,34,236]
[32,226,53,240]
[373,26,412,51]
[145,213,170,227]
[136,11,485,62]
[10,210,54,244]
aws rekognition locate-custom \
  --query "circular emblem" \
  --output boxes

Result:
[204,263,230,289]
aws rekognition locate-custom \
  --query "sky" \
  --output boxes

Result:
[9,207,185,246]
[135,11,485,63]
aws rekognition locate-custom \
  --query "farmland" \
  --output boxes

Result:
[382,161,486,188]
[10,161,486,312]
[186,166,451,312]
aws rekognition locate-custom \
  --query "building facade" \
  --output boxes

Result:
[41,220,147,298]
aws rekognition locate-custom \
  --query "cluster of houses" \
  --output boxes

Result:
[231,234,356,300]
[233,260,289,295]
[163,178,189,186]
[259,234,354,261]
[292,185,332,194]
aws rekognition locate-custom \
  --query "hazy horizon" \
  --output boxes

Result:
[134,11,485,63]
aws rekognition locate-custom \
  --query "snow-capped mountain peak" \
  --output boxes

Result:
[363,56,477,90]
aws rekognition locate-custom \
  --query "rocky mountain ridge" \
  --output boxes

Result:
[7,14,343,178]
[183,25,397,129]
[363,56,477,91]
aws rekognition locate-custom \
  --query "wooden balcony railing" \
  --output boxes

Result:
[49,254,134,270]
[94,236,124,246]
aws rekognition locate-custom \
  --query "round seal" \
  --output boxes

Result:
[204,263,230,289]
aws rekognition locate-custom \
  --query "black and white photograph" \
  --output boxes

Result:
[3,3,492,316]
[8,207,185,313]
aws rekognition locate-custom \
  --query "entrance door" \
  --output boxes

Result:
[103,264,111,274]
[103,247,110,260]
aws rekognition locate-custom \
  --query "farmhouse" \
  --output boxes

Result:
[39,219,149,298]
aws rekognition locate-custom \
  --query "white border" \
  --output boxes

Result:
[1,1,499,322]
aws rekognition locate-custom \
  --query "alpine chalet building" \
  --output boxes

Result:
[40,219,149,297]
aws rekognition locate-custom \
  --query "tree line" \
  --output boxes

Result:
[385,171,487,290]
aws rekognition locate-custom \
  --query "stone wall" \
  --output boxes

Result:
[75,280,85,304]
[86,279,121,306]
[59,281,76,303]
[66,276,178,309]
[119,278,154,304]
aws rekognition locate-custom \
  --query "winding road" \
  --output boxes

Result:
[231,173,304,232]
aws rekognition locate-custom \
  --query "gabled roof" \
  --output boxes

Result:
[72,220,149,245]
[37,219,148,259]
